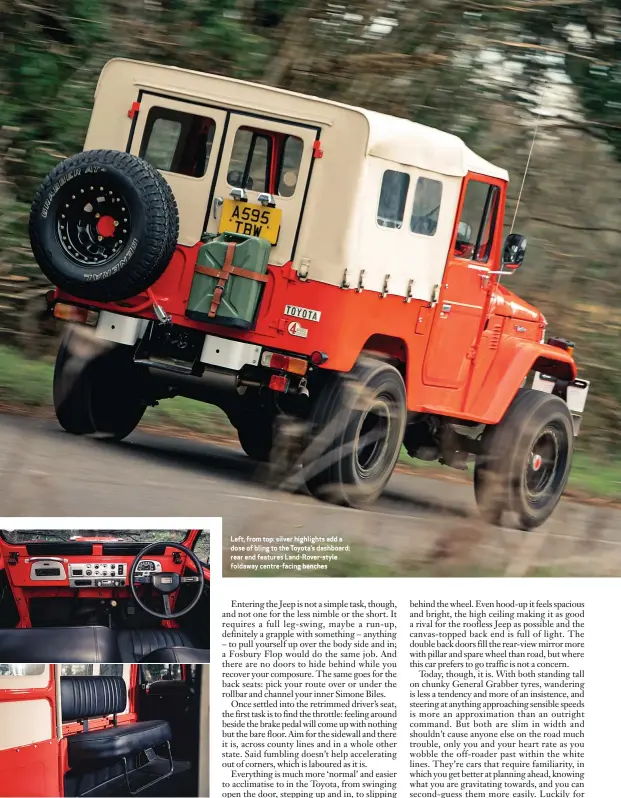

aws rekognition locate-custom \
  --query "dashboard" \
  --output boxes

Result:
[26,558,162,588]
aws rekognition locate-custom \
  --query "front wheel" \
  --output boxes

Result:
[474,388,574,529]
[302,357,407,507]
[53,328,148,441]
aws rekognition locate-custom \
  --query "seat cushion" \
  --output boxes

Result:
[117,628,195,662]
[61,676,126,722]
[0,626,121,663]
[141,646,210,663]
[66,720,171,769]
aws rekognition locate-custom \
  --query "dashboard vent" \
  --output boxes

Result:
[102,544,167,556]
[25,543,93,555]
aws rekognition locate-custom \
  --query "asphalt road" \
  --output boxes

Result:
[0,413,619,575]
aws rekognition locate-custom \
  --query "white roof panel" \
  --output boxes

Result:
[363,109,509,181]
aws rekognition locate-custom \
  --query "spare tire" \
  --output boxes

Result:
[29,149,179,302]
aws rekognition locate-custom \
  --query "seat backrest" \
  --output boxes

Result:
[61,676,126,722]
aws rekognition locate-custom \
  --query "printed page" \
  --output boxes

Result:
[214,537,619,798]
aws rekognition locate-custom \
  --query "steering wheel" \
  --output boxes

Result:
[130,542,205,620]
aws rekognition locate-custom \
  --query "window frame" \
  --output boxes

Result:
[376,168,411,230]
[454,178,501,264]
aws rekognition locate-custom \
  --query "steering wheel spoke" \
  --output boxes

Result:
[162,594,172,617]
[181,575,200,583]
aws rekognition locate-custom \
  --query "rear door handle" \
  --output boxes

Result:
[213,196,223,219]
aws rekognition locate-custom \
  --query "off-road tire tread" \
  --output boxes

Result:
[30,149,179,302]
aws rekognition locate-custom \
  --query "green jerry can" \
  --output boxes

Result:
[186,232,272,329]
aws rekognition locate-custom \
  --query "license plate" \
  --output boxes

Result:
[144,324,204,366]
[218,199,282,244]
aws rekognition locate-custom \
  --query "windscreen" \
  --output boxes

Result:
[0,530,192,544]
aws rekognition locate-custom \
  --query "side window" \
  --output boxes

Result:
[377,170,410,229]
[410,177,443,236]
[277,136,304,197]
[140,107,216,178]
[142,664,183,683]
[193,530,210,564]
[0,664,45,676]
[228,128,271,193]
[100,664,123,678]
[60,664,94,676]
[454,180,500,262]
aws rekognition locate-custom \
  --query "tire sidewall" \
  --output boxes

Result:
[507,400,574,528]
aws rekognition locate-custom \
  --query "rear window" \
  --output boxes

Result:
[140,107,216,178]
[377,170,410,229]
[277,136,304,197]
[227,128,271,193]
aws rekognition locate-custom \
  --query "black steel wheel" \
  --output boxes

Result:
[30,149,178,302]
[474,388,574,529]
[302,357,407,507]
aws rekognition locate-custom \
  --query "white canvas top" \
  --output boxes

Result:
[98,59,509,183]
[363,110,509,180]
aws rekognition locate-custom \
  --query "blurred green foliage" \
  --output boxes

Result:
[2,1,621,449]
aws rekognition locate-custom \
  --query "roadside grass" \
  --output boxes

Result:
[0,343,620,502]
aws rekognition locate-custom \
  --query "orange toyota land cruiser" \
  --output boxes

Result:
[29,58,589,529]
[0,663,209,797]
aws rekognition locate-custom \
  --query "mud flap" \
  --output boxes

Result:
[532,372,589,436]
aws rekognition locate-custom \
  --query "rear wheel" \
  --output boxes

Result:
[303,357,407,507]
[54,329,148,441]
[236,415,275,462]
[474,388,574,529]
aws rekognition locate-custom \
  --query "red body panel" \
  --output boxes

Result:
[0,666,61,798]
[56,172,577,426]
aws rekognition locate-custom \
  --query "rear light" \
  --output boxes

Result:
[53,303,99,326]
[261,351,308,375]
[310,351,328,366]
[269,374,289,393]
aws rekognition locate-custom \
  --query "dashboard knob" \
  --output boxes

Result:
[86,570,92,576]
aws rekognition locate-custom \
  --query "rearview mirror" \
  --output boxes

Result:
[502,233,527,270]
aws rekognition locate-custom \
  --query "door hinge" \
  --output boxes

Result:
[312,140,324,159]
[466,346,477,360]
[128,101,140,119]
